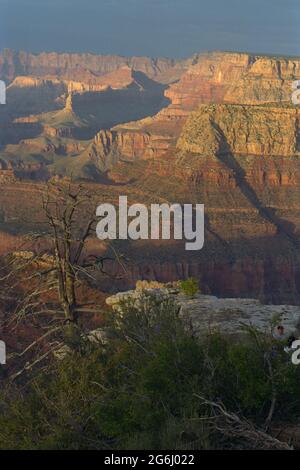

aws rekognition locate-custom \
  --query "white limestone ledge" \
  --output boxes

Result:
[106,289,300,336]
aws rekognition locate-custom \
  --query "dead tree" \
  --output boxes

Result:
[41,180,121,339]
[43,182,92,337]
[0,180,124,378]
[194,395,293,450]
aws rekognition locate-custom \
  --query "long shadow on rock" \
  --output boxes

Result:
[212,122,300,250]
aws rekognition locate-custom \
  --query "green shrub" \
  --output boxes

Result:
[0,349,109,450]
[202,329,300,420]
[180,277,199,296]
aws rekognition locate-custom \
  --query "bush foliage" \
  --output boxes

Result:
[0,295,299,450]
[180,278,199,297]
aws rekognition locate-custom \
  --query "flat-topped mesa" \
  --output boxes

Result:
[8,66,140,94]
[8,76,66,89]
[66,66,140,92]
[177,104,300,158]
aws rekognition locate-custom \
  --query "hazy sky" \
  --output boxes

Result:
[0,0,299,58]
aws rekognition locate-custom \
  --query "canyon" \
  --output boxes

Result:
[1,48,300,303]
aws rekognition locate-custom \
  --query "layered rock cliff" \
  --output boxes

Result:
[166,52,300,114]
[98,51,300,162]
[177,104,300,158]
[0,48,190,84]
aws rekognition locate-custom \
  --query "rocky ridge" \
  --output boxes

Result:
[0,48,190,84]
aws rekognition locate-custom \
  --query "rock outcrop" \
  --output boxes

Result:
[95,124,176,161]
[177,104,300,158]
[106,287,300,336]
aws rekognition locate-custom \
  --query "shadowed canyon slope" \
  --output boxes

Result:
[1,50,300,303]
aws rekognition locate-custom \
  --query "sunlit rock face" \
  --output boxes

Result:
[177,104,300,158]
[165,52,300,113]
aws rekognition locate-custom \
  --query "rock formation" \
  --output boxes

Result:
[106,287,300,336]
[177,104,300,158]
[96,51,300,162]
